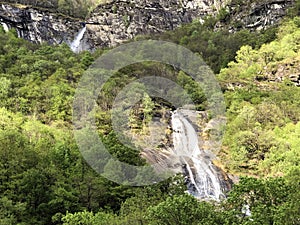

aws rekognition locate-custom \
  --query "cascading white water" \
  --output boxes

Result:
[70,26,86,53]
[1,23,9,32]
[171,110,225,201]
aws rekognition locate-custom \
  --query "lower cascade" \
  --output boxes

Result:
[171,110,230,201]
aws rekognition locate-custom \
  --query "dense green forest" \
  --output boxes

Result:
[0,6,299,225]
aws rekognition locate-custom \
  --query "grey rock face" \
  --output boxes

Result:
[85,0,227,48]
[0,3,90,50]
[0,0,297,51]
[0,1,226,50]
[85,0,295,48]
[223,0,295,32]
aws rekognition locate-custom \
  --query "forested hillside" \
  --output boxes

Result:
[219,18,300,177]
[0,4,299,225]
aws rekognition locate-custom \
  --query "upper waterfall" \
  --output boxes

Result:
[171,110,228,201]
[70,26,87,53]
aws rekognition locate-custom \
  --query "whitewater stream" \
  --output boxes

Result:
[171,110,227,201]
[70,26,86,53]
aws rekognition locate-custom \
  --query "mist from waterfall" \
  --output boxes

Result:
[70,26,86,53]
[171,110,226,201]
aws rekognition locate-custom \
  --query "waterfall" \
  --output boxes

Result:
[70,26,86,53]
[171,110,226,201]
[1,23,9,32]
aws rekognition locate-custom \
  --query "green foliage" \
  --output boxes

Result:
[177,71,207,110]
[223,98,299,174]
[146,194,222,225]
[0,196,26,225]
[142,93,155,126]
[219,17,300,83]
[0,6,299,225]
[0,30,90,123]
[102,131,145,166]
[287,0,300,18]
[153,20,277,73]
[223,176,299,225]
[3,0,104,18]
[62,210,115,225]
[220,17,300,177]
[260,122,300,176]
[217,7,230,22]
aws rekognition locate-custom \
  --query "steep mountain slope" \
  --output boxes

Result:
[87,0,296,47]
[0,0,296,49]
[218,18,300,176]
[84,0,228,47]
[0,0,299,222]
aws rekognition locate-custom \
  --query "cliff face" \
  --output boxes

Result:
[85,0,229,48]
[0,3,90,50]
[0,0,297,50]
[221,0,296,32]
[0,0,229,50]
[85,0,296,48]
